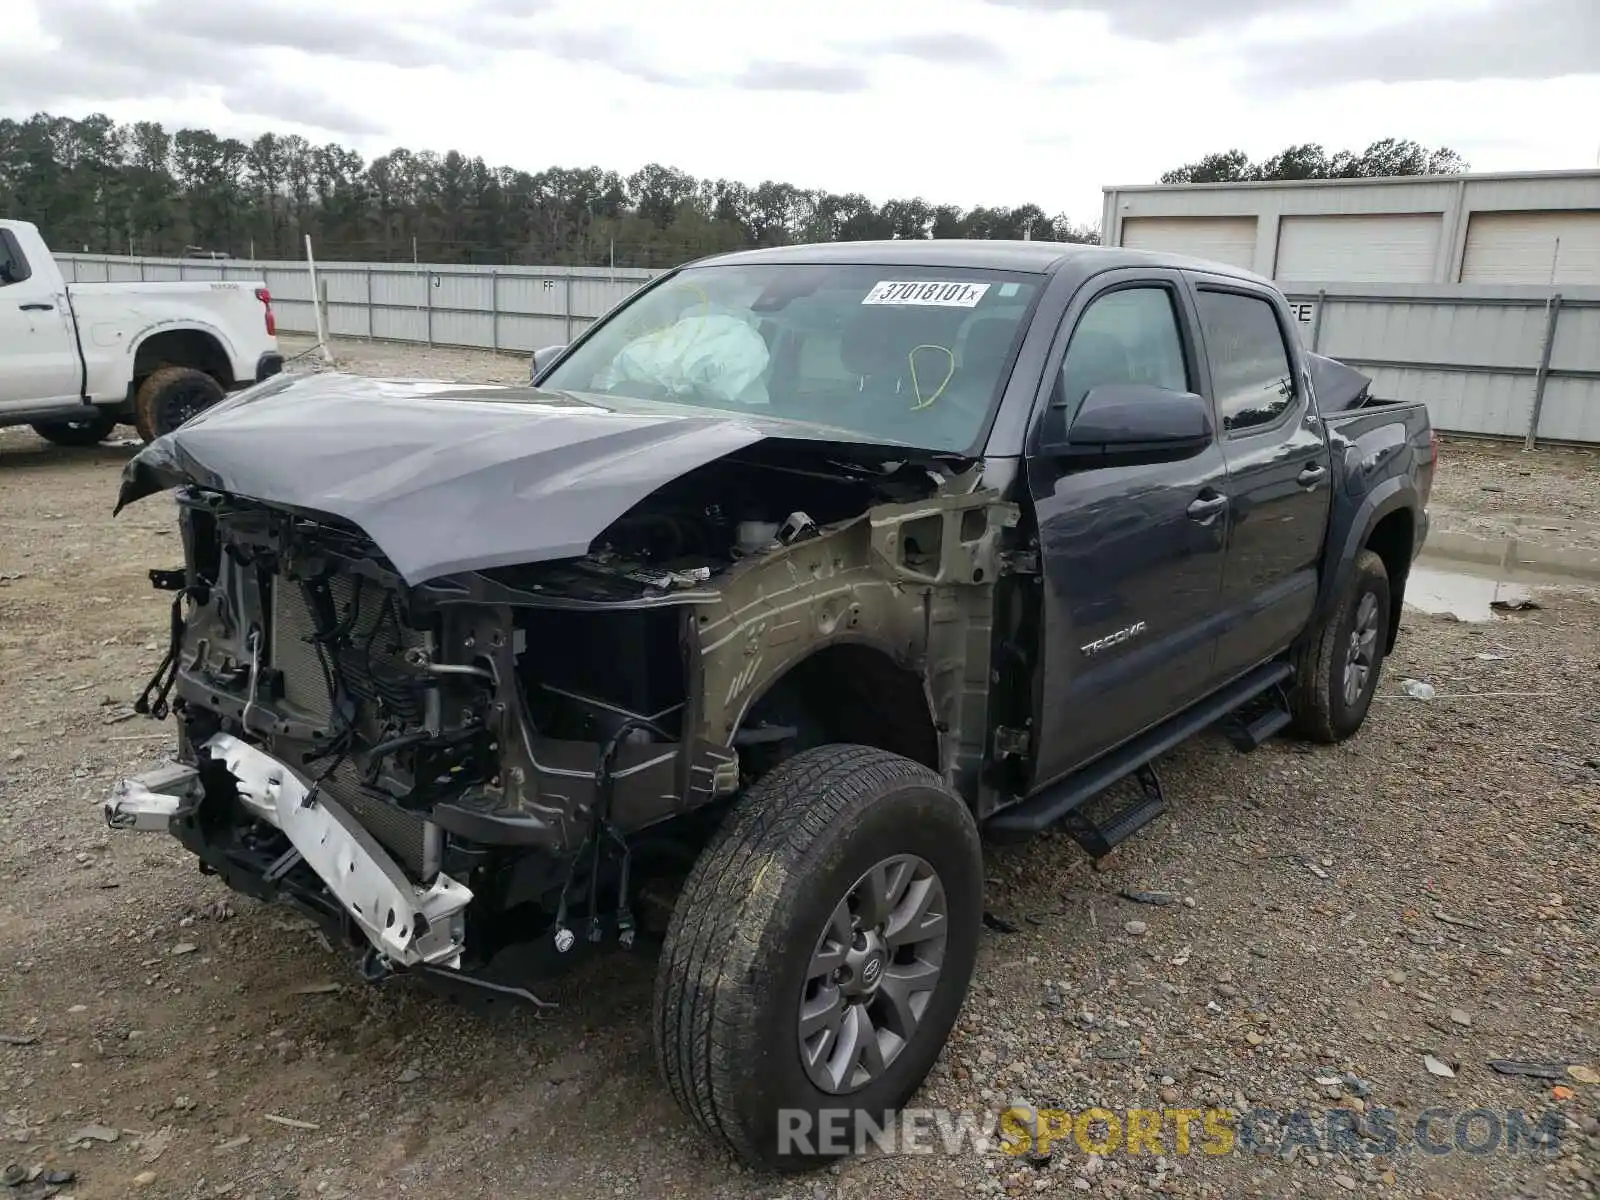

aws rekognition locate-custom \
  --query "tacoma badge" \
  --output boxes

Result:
[1080,621,1148,656]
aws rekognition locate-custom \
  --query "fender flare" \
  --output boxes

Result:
[1315,474,1418,626]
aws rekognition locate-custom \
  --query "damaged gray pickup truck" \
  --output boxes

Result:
[107,240,1435,1169]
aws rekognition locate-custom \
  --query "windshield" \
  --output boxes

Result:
[540,262,1043,452]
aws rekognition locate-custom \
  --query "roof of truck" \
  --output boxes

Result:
[690,239,1270,284]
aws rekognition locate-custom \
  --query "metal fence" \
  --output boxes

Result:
[1283,282,1598,445]
[53,254,1600,445]
[55,253,656,355]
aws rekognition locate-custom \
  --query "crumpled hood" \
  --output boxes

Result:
[116,371,796,585]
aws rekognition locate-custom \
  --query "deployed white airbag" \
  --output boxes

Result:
[598,311,771,405]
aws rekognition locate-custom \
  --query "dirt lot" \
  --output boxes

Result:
[2,335,1597,1200]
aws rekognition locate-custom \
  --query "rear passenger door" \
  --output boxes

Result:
[1187,277,1333,680]
[1025,271,1230,788]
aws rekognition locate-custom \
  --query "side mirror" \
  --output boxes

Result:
[530,343,568,383]
[1041,383,1213,461]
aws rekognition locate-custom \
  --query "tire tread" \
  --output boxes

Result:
[1289,548,1388,743]
[134,365,224,442]
[652,744,964,1164]
[30,412,118,447]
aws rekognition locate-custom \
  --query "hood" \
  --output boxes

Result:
[116,371,888,586]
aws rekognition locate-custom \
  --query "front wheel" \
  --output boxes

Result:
[1289,549,1391,742]
[653,744,982,1170]
[30,411,119,447]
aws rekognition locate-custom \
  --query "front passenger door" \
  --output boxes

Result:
[0,228,79,410]
[1025,274,1230,790]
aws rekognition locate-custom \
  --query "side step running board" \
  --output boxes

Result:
[1220,683,1293,752]
[986,660,1294,839]
[1059,763,1166,859]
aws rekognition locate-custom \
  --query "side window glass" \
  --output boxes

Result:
[1058,287,1188,418]
[1195,290,1294,432]
[0,233,28,288]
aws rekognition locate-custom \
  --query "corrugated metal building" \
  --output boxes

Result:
[1101,169,1600,284]
[1096,170,1600,445]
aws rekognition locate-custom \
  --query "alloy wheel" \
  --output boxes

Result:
[796,853,948,1095]
[1343,590,1381,707]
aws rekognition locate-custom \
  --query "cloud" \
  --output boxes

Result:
[8,0,887,122]
[983,0,1600,84]
[15,0,687,107]
[3,0,699,137]
[0,51,143,110]
[734,61,872,93]
[0,0,400,135]
[528,27,697,87]
[443,9,695,85]
[867,33,1009,66]
[0,51,382,138]
[466,15,876,93]
[136,0,449,68]
[34,0,451,68]
[977,0,1328,40]
[222,79,391,137]
[1246,0,1600,89]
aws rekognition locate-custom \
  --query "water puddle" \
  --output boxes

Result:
[1408,529,1600,622]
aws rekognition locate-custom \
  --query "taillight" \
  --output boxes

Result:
[255,287,276,337]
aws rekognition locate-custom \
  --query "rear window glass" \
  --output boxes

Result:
[1195,290,1295,432]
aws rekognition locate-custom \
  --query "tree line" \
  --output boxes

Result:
[1160,138,1468,184]
[0,114,1467,269]
[0,112,1099,268]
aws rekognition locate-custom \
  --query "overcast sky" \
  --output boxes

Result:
[3,0,1597,223]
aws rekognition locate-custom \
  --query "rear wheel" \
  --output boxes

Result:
[30,411,119,447]
[653,744,982,1170]
[133,366,225,442]
[1289,549,1391,742]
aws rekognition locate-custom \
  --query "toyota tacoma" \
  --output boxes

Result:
[106,240,1435,1169]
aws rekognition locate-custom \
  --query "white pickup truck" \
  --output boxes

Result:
[1,218,283,445]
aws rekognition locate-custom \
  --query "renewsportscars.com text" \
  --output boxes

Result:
[776,1105,1567,1159]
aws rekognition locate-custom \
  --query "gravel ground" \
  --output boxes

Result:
[1427,436,1600,559]
[1,335,1596,1200]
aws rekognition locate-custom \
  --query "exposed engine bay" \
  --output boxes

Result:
[110,431,1025,992]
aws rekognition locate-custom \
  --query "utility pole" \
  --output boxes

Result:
[305,235,334,364]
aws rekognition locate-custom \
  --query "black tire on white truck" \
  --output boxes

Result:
[133,365,226,442]
[30,410,119,447]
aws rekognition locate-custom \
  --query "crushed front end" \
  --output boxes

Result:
[105,378,1023,1000]
[107,488,741,991]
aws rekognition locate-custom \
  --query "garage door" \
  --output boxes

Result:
[1120,216,1258,270]
[1275,214,1443,282]
[1461,211,1600,284]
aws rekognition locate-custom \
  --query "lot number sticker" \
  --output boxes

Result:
[863,281,991,308]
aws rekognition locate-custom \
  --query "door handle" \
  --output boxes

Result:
[1186,493,1228,524]
[1297,463,1328,488]
[19,302,54,312]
